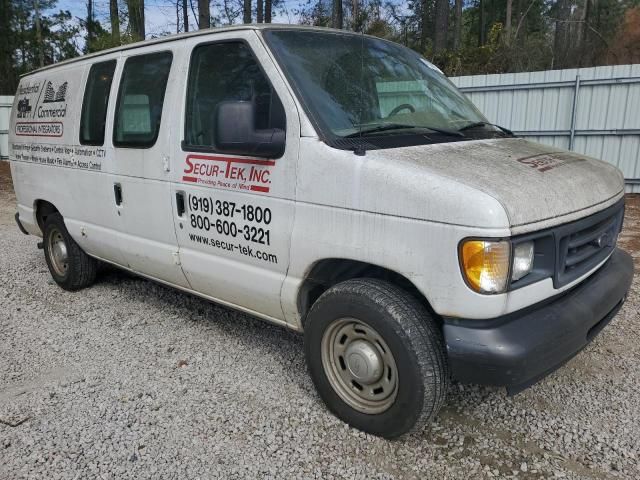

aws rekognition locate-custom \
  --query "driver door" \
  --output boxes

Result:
[169,33,300,321]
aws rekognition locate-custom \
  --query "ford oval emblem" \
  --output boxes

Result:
[596,232,611,248]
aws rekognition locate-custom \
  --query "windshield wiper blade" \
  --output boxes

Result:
[458,121,514,136]
[345,123,464,138]
[421,125,465,137]
[344,123,416,138]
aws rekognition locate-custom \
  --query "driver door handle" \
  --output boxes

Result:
[114,183,123,206]
[176,191,186,217]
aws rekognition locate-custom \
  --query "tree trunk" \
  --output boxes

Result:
[332,0,342,29]
[126,0,145,40]
[420,0,429,51]
[505,0,512,44]
[257,0,263,22]
[110,0,120,43]
[19,14,26,65]
[352,0,359,31]
[453,0,462,50]
[265,0,272,23]
[84,0,93,53]
[554,0,571,67]
[182,0,189,31]
[433,0,449,53]
[87,0,93,51]
[479,0,486,46]
[579,0,590,50]
[243,0,251,23]
[198,0,210,28]
[515,0,523,44]
[176,0,180,32]
[35,0,44,67]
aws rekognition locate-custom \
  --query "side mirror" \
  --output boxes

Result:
[215,101,285,158]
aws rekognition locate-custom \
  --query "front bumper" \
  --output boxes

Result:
[443,248,634,394]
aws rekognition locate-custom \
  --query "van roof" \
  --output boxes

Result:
[22,24,374,78]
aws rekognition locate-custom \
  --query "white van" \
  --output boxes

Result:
[8,25,633,438]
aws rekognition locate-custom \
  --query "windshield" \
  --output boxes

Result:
[265,30,494,148]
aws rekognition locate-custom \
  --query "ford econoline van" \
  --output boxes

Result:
[8,25,633,438]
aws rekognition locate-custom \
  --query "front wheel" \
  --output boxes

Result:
[43,213,97,291]
[304,279,449,438]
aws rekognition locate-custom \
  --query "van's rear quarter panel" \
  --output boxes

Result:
[9,66,123,263]
[10,66,84,220]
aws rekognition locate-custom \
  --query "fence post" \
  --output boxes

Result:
[569,74,581,151]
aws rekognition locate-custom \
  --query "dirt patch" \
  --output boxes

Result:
[0,161,15,226]
[0,160,12,193]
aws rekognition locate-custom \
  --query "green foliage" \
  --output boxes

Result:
[430,22,555,76]
[298,0,332,26]
[85,21,138,53]
[11,3,81,76]
[1,0,638,95]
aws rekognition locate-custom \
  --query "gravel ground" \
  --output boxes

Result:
[1,160,639,480]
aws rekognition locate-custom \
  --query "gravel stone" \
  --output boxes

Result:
[1,162,639,479]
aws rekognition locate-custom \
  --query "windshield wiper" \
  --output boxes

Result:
[345,123,464,138]
[458,121,514,136]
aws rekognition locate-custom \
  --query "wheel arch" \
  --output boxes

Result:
[34,199,60,234]
[297,258,439,328]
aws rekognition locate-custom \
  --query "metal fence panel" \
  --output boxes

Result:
[0,96,13,160]
[451,64,640,193]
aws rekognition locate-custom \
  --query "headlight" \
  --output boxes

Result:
[460,240,511,294]
[460,239,537,294]
[512,241,534,281]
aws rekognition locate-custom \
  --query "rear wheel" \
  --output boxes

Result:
[304,278,449,438]
[43,213,97,291]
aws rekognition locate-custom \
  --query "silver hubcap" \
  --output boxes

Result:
[47,228,68,277]
[345,340,383,383]
[321,318,399,414]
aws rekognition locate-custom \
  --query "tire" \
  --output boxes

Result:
[304,278,449,439]
[43,213,97,291]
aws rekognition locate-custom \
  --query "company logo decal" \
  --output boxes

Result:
[183,154,274,193]
[42,81,68,103]
[15,78,69,137]
[11,142,105,170]
[16,98,32,118]
[516,152,584,173]
[15,121,63,137]
[17,83,39,96]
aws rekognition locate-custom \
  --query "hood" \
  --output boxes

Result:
[370,138,624,233]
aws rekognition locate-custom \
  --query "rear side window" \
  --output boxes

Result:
[113,51,172,148]
[184,41,285,151]
[80,60,116,145]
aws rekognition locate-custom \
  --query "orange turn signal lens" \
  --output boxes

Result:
[460,240,511,294]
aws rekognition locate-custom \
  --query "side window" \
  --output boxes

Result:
[184,41,285,151]
[79,60,116,145]
[113,51,172,148]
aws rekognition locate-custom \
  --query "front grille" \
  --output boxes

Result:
[555,200,625,288]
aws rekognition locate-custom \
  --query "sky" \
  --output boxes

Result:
[54,0,303,39]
